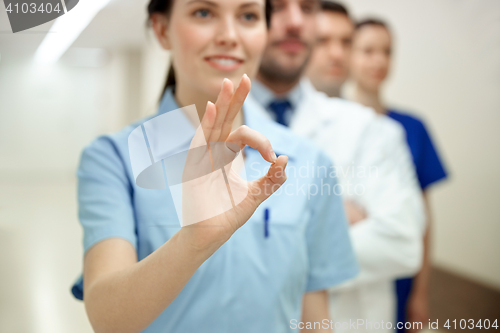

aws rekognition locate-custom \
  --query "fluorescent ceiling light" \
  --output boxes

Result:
[34,0,112,64]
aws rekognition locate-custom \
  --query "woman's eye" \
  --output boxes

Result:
[241,12,258,22]
[194,9,211,18]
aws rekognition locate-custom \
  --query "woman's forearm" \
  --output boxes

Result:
[301,290,332,333]
[84,229,224,333]
[413,222,431,293]
[413,191,432,293]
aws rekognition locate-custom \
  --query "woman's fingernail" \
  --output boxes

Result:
[270,150,277,162]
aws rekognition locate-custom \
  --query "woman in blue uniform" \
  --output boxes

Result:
[349,18,448,333]
[71,0,359,332]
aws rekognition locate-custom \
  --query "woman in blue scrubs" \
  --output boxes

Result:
[71,0,359,332]
[349,19,448,333]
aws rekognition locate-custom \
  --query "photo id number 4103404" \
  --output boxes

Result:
[6,2,62,14]
[443,319,498,330]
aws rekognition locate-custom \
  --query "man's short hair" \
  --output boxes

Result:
[320,1,350,19]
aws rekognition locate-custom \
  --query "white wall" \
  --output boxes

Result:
[0,49,144,181]
[343,0,500,289]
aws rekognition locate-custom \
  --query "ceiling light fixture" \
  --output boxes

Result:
[34,0,112,64]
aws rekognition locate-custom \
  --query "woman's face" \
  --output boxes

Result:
[160,0,267,97]
[350,25,392,92]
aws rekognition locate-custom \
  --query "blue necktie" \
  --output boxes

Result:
[268,99,292,127]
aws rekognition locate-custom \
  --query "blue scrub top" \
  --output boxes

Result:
[72,88,359,333]
[387,110,448,189]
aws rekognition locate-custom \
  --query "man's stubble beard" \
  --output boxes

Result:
[258,44,313,85]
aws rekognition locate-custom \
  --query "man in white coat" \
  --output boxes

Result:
[250,0,425,331]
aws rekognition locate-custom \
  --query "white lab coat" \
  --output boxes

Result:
[287,80,426,332]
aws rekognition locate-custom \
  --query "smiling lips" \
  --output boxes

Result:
[205,55,244,71]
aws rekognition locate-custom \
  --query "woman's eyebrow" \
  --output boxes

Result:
[186,0,218,7]
[186,0,262,9]
[240,2,262,9]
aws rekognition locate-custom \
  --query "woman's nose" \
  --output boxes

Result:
[214,18,238,48]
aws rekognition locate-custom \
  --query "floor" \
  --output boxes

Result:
[429,267,500,331]
[0,178,450,333]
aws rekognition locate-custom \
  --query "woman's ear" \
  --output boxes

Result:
[151,13,171,50]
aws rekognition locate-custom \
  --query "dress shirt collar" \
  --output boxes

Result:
[250,79,304,111]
